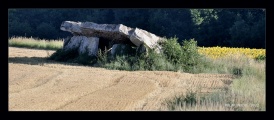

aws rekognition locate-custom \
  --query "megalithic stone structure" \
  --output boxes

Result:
[60,21,164,55]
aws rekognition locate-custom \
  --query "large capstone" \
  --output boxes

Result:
[60,21,133,43]
[60,21,164,52]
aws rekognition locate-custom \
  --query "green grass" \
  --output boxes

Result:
[163,55,265,111]
[9,37,63,50]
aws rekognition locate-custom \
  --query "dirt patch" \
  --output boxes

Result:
[8,47,235,111]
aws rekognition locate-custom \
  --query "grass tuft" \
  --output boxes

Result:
[9,36,63,50]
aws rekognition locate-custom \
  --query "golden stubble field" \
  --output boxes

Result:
[8,47,235,111]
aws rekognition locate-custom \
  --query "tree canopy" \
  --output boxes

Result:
[8,9,265,48]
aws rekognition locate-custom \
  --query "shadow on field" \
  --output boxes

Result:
[9,57,49,65]
[8,57,86,67]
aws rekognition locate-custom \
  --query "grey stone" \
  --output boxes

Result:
[63,36,99,56]
[78,37,99,56]
[60,21,163,53]
[63,36,82,51]
[130,28,163,53]
[60,21,132,42]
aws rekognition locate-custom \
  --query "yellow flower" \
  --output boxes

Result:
[198,47,265,60]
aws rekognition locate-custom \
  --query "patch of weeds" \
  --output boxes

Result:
[49,48,97,65]
[166,91,198,110]
[48,48,79,62]
[255,55,265,61]
[232,67,243,77]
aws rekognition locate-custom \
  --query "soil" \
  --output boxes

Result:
[8,47,234,111]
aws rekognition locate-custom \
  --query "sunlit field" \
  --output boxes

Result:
[8,37,265,111]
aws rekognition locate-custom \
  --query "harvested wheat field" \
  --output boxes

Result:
[9,47,235,111]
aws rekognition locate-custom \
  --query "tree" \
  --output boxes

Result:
[36,22,58,39]
[229,9,265,48]
[148,9,194,44]
[8,8,265,48]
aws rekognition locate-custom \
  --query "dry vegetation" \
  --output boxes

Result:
[8,37,265,111]
[8,37,63,50]
[9,47,239,111]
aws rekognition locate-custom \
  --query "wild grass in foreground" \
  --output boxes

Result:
[162,55,265,111]
[8,37,63,50]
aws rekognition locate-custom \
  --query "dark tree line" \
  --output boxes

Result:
[8,9,265,48]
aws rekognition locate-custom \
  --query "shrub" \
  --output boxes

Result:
[181,39,204,73]
[255,55,265,61]
[162,37,183,64]
[104,55,132,71]
[97,48,109,65]
[162,37,205,73]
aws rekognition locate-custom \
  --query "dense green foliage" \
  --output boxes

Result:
[161,37,208,73]
[49,38,206,73]
[8,9,265,48]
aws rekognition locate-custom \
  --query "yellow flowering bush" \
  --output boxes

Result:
[198,46,265,60]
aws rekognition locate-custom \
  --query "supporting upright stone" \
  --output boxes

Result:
[63,36,99,57]
[63,36,83,51]
[79,37,99,56]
